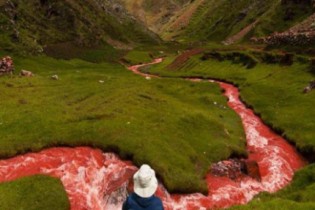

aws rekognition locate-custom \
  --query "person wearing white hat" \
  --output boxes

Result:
[122,164,164,210]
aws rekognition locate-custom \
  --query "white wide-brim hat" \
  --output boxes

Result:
[133,164,158,198]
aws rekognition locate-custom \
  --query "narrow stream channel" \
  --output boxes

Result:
[0,59,306,210]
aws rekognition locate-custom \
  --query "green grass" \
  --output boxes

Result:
[146,54,315,153]
[0,0,159,54]
[123,50,153,65]
[145,52,315,207]
[255,1,313,37]
[44,42,125,63]
[165,0,313,44]
[0,175,69,210]
[230,164,315,210]
[0,54,246,195]
[170,0,274,41]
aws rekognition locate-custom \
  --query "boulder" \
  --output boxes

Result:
[303,80,315,93]
[211,159,246,180]
[211,159,261,181]
[51,75,59,80]
[20,70,33,77]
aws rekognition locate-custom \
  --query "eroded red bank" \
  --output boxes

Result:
[0,59,306,210]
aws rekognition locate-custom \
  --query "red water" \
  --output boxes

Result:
[0,59,306,210]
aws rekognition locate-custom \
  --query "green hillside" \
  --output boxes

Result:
[181,0,313,42]
[0,0,160,55]
[120,0,192,33]
[131,0,314,44]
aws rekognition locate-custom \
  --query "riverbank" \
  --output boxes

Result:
[0,57,308,210]
[0,54,246,198]
[144,51,315,160]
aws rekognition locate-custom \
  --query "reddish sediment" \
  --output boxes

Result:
[0,59,306,209]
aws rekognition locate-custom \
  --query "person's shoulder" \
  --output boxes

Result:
[152,196,163,204]
[152,196,164,210]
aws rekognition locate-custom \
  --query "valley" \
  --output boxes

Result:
[0,0,315,209]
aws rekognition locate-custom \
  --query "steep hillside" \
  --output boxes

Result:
[172,0,314,43]
[121,0,314,45]
[119,0,192,33]
[1,0,313,54]
[0,0,160,55]
[252,11,315,51]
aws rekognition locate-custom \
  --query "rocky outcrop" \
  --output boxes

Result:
[251,9,315,46]
[211,159,261,181]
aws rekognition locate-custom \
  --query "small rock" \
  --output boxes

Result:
[51,75,59,80]
[20,69,33,77]
[303,80,315,93]
[244,160,261,181]
[211,159,260,181]
[99,80,104,83]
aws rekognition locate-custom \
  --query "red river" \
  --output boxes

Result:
[0,59,306,209]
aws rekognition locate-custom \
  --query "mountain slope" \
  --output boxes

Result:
[0,0,160,54]
[119,0,192,34]
[172,0,314,43]
[122,0,314,44]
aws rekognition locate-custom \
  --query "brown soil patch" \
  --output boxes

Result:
[223,20,259,45]
[167,48,204,70]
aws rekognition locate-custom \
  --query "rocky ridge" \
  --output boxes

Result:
[251,13,315,46]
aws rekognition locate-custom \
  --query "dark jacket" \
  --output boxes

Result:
[122,193,164,210]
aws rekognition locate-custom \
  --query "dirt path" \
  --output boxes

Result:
[223,20,259,45]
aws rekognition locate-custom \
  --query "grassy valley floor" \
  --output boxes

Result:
[144,52,315,154]
[0,53,247,204]
[0,175,69,210]
[142,50,315,209]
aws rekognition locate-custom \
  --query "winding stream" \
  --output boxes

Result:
[0,59,306,210]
